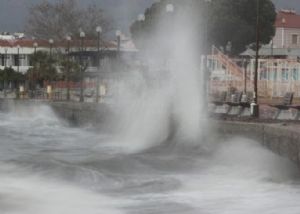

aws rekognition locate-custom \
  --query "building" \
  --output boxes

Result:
[208,10,300,99]
[273,10,300,49]
[0,37,137,75]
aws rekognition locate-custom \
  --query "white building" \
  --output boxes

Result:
[0,37,137,75]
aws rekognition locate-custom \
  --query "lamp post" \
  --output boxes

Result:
[48,39,54,99]
[203,0,211,112]
[226,41,232,55]
[15,45,21,99]
[166,3,174,13]
[4,48,7,68]
[244,59,248,94]
[16,45,20,73]
[3,48,8,98]
[49,39,54,58]
[165,4,174,69]
[66,35,71,101]
[96,26,102,103]
[32,42,38,93]
[33,42,38,54]
[138,14,145,22]
[116,30,121,54]
[252,0,260,117]
[79,31,85,102]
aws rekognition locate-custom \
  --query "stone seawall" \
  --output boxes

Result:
[50,102,111,127]
[215,121,300,167]
[1,99,300,167]
[0,99,112,127]
[48,100,300,168]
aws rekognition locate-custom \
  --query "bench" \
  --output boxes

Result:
[212,91,227,106]
[226,92,244,116]
[269,92,294,119]
[285,95,300,120]
[238,92,253,116]
[211,91,231,114]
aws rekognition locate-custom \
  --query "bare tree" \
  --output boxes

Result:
[26,0,112,40]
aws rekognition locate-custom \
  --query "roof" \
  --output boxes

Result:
[275,10,300,29]
[241,46,300,57]
[0,39,117,49]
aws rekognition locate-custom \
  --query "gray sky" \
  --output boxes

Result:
[0,0,298,35]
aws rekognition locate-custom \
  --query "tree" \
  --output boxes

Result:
[0,68,25,93]
[130,0,276,55]
[27,51,58,87]
[60,58,81,82]
[26,0,111,40]
[59,56,80,100]
[209,0,276,54]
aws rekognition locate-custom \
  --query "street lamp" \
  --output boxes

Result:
[16,45,20,73]
[4,48,7,68]
[66,35,71,101]
[15,45,21,99]
[33,42,38,54]
[4,48,7,98]
[32,42,38,93]
[138,14,145,21]
[202,0,212,112]
[48,39,54,99]
[252,0,260,117]
[226,41,232,55]
[116,30,121,53]
[79,31,85,102]
[49,39,54,58]
[166,4,174,13]
[243,59,250,94]
[96,26,102,103]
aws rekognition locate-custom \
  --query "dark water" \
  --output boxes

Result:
[1,105,300,214]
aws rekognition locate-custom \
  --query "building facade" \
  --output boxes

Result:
[273,10,300,49]
[208,10,300,99]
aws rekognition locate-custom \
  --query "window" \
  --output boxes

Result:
[293,68,299,80]
[281,68,289,81]
[260,68,267,80]
[14,55,19,66]
[292,34,298,45]
[273,69,277,81]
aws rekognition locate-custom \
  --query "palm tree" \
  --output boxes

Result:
[60,58,80,100]
[27,51,58,89]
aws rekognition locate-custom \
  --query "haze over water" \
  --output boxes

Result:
[0,106,300,214]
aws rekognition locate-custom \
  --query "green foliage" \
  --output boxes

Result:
[0,67,25,82]
[59,58,81,81]
[130,0,276,55]
[27,51,58,82]
[209,0,276,54]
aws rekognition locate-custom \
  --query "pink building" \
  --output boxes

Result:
[273,10,300,49]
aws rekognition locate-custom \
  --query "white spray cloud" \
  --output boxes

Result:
[106,1,206,152]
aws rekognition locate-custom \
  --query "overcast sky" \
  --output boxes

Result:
[0,0,299,36]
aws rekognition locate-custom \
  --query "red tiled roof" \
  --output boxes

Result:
[275,10,300,29]
[0,39,116,48]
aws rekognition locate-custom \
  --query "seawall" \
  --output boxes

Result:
[215,121,300,167]
[0,99,111,127]
[1,99,300,167]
